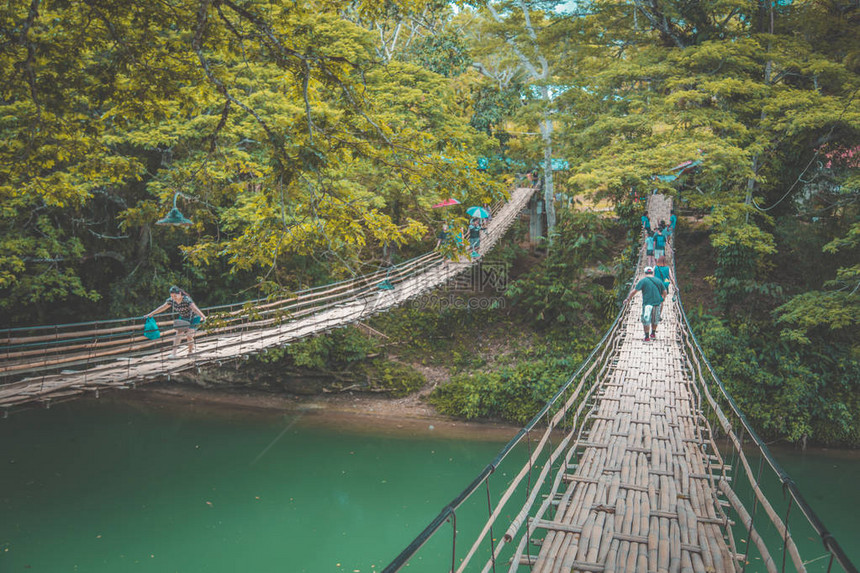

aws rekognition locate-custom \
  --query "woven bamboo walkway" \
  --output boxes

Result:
[514,195,736,572]
[0,187,535,411]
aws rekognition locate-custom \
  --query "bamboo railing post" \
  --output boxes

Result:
[781,495,794,573]
[451,512,458,573]
[741,455,766,573]
[485,480,497,573]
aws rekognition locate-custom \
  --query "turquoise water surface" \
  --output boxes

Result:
[0,397,523,572]
[0,396,856,572]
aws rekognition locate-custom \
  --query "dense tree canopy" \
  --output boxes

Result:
[0,0,502,323]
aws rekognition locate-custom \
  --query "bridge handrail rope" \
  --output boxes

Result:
[471,309,631,573]
[2,198,516,341]
[0,250,441,346]
[383,220,644,573]
[0,251,441,340]
[383,302,632,573]
[1,254,435,377]
[1,186,536,406]
[0,237,441,362]
[671,267,857,573]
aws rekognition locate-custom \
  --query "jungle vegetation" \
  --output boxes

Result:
[1,0,857,446]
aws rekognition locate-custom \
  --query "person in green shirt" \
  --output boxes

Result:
[666,210,677,238]
[654,256,676,292]
[653,228,666,260]
[624,267,667,342]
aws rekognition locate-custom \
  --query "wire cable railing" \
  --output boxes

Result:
[672,279,857,573]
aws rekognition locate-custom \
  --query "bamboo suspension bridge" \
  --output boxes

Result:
[0,190,855,573]
[0,187,534,412]
[383,196,856,573]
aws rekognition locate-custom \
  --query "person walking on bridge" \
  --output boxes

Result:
[654,256,676,293]
[145,286,206,359]
[467,218,485,258]
[653,227,667,260]
[645,230,656,267]
[666,210,677,239]
[624,267,667,342]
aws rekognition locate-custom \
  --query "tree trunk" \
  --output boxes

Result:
[540,115,557,234]
[745,0,774,223]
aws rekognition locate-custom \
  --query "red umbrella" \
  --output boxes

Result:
[431,198,460,208]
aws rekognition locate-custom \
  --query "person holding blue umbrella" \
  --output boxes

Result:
[467,218,485,257]
[466,206,490,257]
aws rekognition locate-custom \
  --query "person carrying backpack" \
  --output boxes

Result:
[666,210,677,238]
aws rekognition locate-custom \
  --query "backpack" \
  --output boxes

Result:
[143,317,161,340]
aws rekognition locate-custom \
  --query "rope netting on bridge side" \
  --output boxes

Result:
[0,188,533,411]
[383,195,857,573]
[673,289,857,573]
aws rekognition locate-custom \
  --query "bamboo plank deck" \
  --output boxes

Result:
[518,194,736,572]
[0,187,535,411]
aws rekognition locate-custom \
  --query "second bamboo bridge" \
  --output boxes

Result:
[0,186,534,412]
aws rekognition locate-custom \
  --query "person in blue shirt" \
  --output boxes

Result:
[641,213,651,233]
[665,210,677,238]
[624,267,667,341]
[654,256,676,293]
[653,228,666,260]
[645,231,655,267]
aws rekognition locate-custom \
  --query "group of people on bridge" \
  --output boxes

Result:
[625,210,677,342]
[642,210,676,268]
[435,218,488,259]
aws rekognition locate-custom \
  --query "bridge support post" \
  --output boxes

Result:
[528,193,544,244]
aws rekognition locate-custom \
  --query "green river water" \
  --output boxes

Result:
[0,395,857,572]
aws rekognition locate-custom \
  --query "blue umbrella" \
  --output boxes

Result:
[467,206,490,219]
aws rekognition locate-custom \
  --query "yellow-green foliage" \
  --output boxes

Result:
[0,0,504,314]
